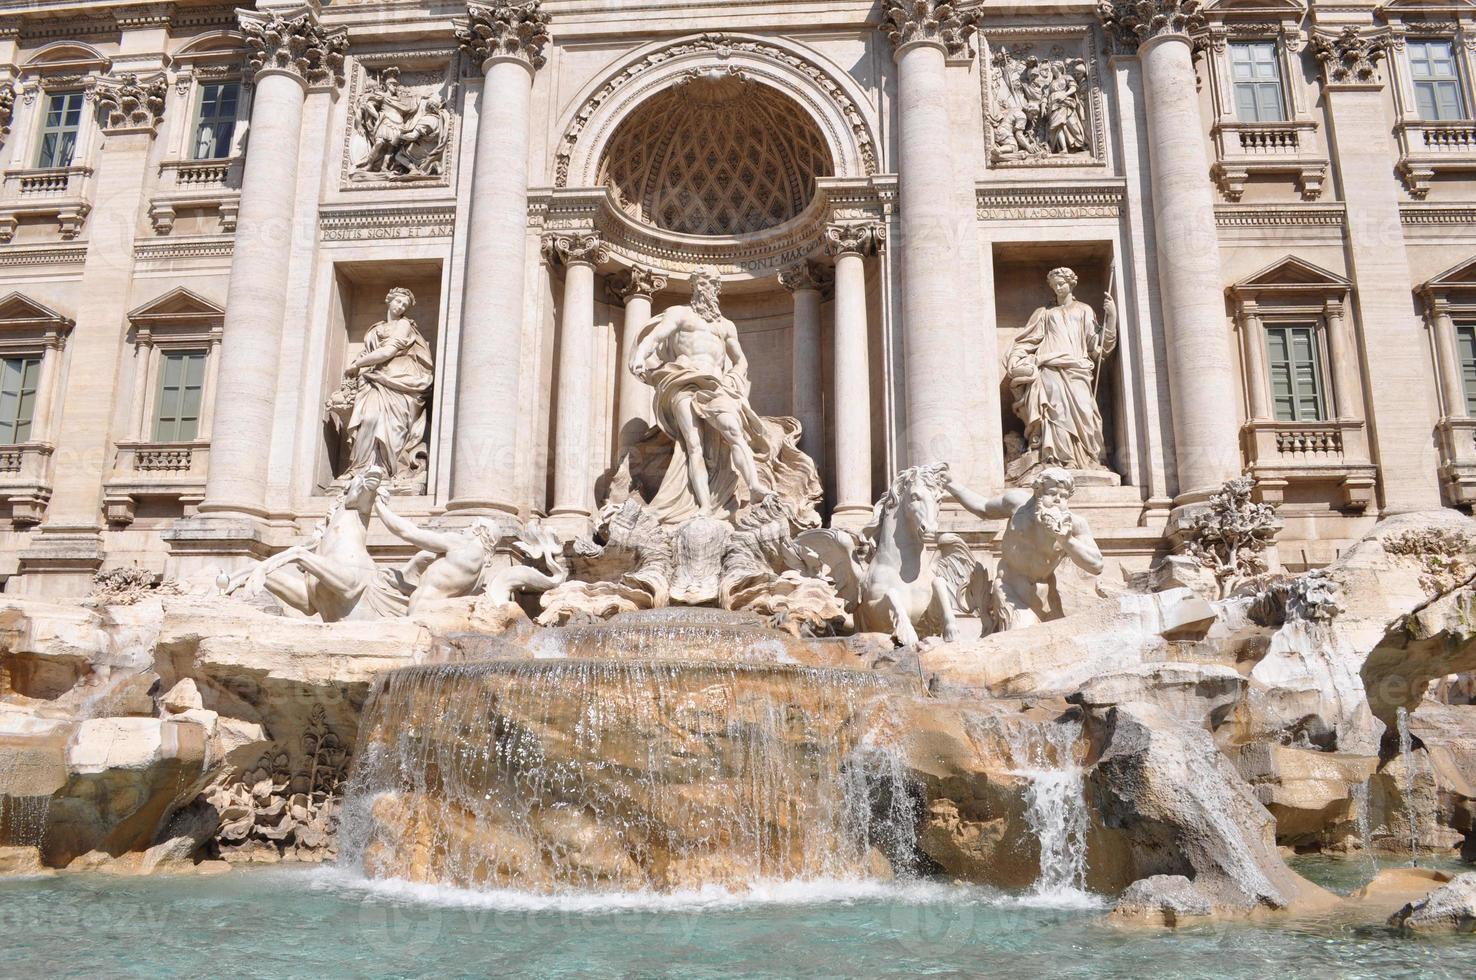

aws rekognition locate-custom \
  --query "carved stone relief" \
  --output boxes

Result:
[89,72,168,132]
[347,67,455,182]
[983,32,1104,167]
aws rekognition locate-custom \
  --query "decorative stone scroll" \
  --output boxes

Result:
[456,0,552,72]
[238,7,348,87]
[1312,27,1387,88]
[611,266,668,302]
[777,261,832,294]
[541,232,609,268]
[89,72,167,132]
[1096,0,1207,51]
[880,1,980,58]
[823,222,884,257]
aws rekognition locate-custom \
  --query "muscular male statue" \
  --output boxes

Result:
[628,266,776,519]
[944,465,1104,631]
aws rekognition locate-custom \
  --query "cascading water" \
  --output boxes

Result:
[1396,706,1422,865]
[340,653,920,894]
[1005,718,1091,900]
[1351,778,1377,881]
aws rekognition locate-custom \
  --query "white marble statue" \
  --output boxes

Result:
[326,287,434,492]
[1005,267,1117,474]
[798,463,980,646]
[627,266,818,525]
[352,70,451,180]
[373,503,567,613]
[945,465,1104,631]
[219,468,406,622]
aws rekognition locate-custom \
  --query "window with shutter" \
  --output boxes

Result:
[1409,40,1467,121]
[0,356,41,445]
[1230,42,1287,123]
[1457,324,1476,417]
[153,350,207,442]
[1265,324,1326,422]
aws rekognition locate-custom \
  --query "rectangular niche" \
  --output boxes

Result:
[318,259,443,497]
[992,242,1124,482]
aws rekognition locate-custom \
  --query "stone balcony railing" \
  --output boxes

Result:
[1396,120,1476,198]
[1436,416,1476,506]
[148,157,243,235]
[0,166,94,241]
[1210,120,1327,202]
[0,442,55,525]
[103,440,210,524]
[1242,418,1377,510]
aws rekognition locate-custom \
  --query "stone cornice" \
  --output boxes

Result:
[238,6,348,89]
[88,72,167,133]
[823,222,885,257]
[542,232,608,268]
[880,0,979,58]
[1312,26,1388,88]
[1097,0,1208,51]
[456,1,552,74]
[610,266,668,302]
[113,3,175,31]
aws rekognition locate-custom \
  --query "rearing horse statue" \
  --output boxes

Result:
[797,463,981,646]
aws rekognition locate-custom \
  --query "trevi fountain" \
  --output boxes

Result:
[2,0,1476,975]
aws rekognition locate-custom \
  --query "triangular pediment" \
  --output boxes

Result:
[1232,255,1351,291]
[1422,254,1476,291]
[127,287,225,325]
[0,291,72,330]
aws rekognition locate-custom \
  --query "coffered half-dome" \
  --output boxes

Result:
[597,71,835,238]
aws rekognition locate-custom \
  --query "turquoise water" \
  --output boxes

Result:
[1,866,1472,978]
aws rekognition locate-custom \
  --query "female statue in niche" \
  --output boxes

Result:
[1005,267,1116,476]
[326,286,434,492]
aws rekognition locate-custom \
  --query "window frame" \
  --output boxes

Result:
[1229,39,1289,124]
[1406,37,1468,122]
[1262,320,1330,423]
[0,354,43,445]
[32,88,85,170]
[190,79,242,161]
[1455,321,1476,417]
[150,348,208,443]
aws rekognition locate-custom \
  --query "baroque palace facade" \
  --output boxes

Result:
[1,0,1475,595]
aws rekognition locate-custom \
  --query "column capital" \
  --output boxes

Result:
[610,265,668,303]
[88,72,167,134]
[879,1,979,59]
[778,260,833,293]
[542,232,608,268]
[1096,0,1206,53]
[457,1,552,75]
[238,6,348,89]
[1312,26,1388,89]
[0,81,14,141]
[823,222,885,258]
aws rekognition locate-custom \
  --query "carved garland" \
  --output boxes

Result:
[554,34,878,189]
[0,81,13,141]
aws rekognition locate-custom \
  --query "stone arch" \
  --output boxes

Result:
[554,33,879,193]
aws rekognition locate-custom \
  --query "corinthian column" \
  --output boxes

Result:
[200,7,347,518]
[611,265,668,447]
[824,224,883,522]
[1099,1,1241,501]
[881,0,981,469]
[448,1,551,515]
[544,233,608,522]
[778,261,830,479]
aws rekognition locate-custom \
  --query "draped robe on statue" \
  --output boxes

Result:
[641,348,820,529]
[347,318,434,480]
[1006,300,1111,470]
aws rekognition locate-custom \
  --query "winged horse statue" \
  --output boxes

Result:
[796,463,982,646]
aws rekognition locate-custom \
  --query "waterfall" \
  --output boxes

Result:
[1351,778,1377,880]
[1396,707,1422,865]
[340,658,918,894]
[1009,719,1090,900]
